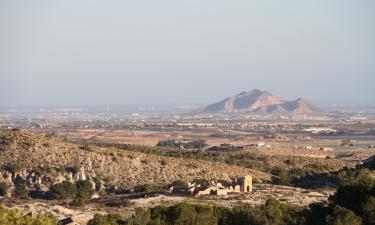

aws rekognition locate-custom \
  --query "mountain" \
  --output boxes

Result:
[195,89,318,114]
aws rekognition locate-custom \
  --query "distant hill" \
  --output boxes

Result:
[0,130,271,187]
[195,89,318,114]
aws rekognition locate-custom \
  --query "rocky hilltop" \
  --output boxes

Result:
[0,130,271,189]
[195,89,318,114]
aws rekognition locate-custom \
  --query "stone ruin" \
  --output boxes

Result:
[171,175,253,196]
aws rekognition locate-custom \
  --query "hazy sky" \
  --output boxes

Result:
[1,0,374,106]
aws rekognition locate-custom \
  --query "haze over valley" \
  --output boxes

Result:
[0,1,374,225]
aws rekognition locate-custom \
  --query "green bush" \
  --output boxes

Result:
[326,205,362,225]
[71,180,94,206]
[50,181,77,200]
[87,214,125,225]
[330,176,375,216]
[362,197,375,225]
[0,204,58,225]
[271,167,292,186]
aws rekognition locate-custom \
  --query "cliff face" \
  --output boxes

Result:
[195,89,318,114]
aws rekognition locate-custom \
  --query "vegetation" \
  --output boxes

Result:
[330,176,374,225]
[88,174,375,225]
[14,183,28,199]
[88,214,126,225]
[325,205,362,225]
[156,139,207,149]
[0,182,8,196]
[156,140,181,148]
[170,180,189,194]
[294,156,375,188]
[0,205,58,225]
[71,180,94,206]
[93,141,339,184]
[105,198,131,208]
[0,133,16,148]
[3,162,22,174]
[65,164,81,175]
[134,184,161,193]
[50,181,77,200]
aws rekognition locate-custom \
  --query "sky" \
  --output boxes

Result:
[0,0,374,107]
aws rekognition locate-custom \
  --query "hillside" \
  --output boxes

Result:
[0,130,271,187]
[195,89,318,114]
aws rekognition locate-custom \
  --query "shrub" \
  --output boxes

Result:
[160,160,167,166]
[3,163,21,174]
[105,199,130,208]
[0,204,58,225]
[0,135,15,146]
[65,164,81,175]
[30,189,49,200]
[50,181,77,200]
[330,176,375,215]
[0,182,8,196]
[271,167,292,186]
[133,184,160,193]
[171,180,189,188]
[156,140,180,148]
[326,205,362,225]
[79,144,92,151]
[362,197,375,225]
[170,180,189,194]
[190,139,208,149]
[87,214,125,225]
[71,180,94,206]
[14,183,28,199]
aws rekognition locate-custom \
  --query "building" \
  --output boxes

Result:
[191,175,253,196]
[236,175,252,193]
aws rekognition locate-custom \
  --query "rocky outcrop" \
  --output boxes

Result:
[0,163,99,197]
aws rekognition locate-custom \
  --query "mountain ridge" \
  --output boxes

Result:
[195,89,318,114]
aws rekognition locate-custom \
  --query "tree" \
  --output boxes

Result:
[194,204,217,225]
[87,214,124,225]
[271,167,291,186]
[50,181,77,200]
[362,197,375,225]
[0,204,58,225]
[170,203,197,225]
[305,203,331,225]
[71,180,94,206]
[331,177,375,215]
[326,205,362,225]
[127,208,151,225]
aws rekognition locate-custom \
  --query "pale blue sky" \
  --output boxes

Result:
[0,0,374,106]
